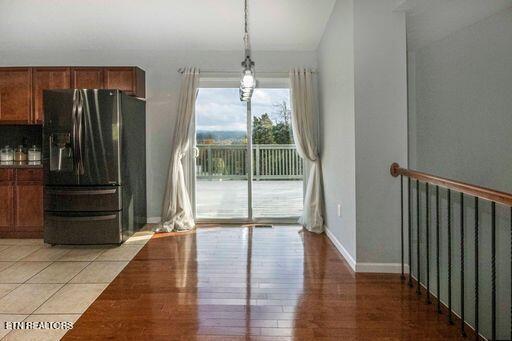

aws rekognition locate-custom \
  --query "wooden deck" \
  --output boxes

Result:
[64,226,468,340]
[196,180,303,219]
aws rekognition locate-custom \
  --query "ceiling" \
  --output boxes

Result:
[399,0,512,51]
[4,0,508,53]
[0,0,336,51]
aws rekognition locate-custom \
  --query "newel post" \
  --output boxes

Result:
[390,162,401,177]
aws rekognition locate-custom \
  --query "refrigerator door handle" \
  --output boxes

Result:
[72,90,85,176]
[49,134,54,169]
[77,90,85,175]
[46,214,117,222]
[72,90,79,175]
[46,188,117,196]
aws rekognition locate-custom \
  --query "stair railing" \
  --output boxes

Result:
[390,162,512,341]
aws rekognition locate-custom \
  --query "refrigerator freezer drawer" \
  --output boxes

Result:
[44,211,122,245]
[45,186,121,212]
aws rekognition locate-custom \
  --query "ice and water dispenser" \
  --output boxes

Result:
[49,132,73,172]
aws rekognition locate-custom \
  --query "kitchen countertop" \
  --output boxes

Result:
[0,162,43,168]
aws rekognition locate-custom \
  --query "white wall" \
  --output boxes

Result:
[318,0,357,262]
[317,0,408,268]
[353,0,408,264]
[0,49,317,218]
[410,8,512,338]
[407,52,417,169]
[414,7,512,191]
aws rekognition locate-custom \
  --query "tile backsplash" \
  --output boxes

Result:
[0,125,42,149]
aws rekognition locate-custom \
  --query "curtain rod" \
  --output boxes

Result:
[177,68,317,74]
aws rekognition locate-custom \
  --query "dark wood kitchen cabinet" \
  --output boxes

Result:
[71,67,104,89]
[0,169,14,232]
[0,68,32,124]
[0,168,43,237]
[32,67,71,124]
[15,169,43,232]
[105,67,145,98]
[0,66,145,125]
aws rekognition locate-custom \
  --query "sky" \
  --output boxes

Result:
[196,88,290,131]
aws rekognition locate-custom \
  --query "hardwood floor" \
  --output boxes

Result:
[63,226,466,340]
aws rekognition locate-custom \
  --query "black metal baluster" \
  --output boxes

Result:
[448,189,453,324]
[426,183,431,304]
[474,197,479,341]
[436,185,441,314]
[417,180,421,295]
[492,202,496,341]
[460,193,466,336]
[401,175,404,280]
[408,178,413,288]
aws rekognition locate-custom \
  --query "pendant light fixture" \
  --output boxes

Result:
[240,0,256,102]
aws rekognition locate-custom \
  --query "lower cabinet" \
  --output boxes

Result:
[0,168,43,237]
[15,183,43,231]
[0,181,14,232]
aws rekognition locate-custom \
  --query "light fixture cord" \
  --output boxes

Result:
[244,0,250,57]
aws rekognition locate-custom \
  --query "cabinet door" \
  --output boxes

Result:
[0,68,32,124]
[15,183,43,232]
[33,67,71,124]
[0,182,14,232]
[15,169,43,232]
[71,67,104,89]
[104,67,145,98]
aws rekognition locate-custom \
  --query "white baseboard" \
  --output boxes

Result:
[324,226,409,274]
[356,262,409,273]
[147,217,161,224]
[324,226,357,272]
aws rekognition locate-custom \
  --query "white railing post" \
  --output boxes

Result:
[196,144,303,180]
[207,145,212,176]
[254,144,260,181]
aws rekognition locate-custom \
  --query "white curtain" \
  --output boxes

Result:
[290,68,325,233]
[157,67,200,233]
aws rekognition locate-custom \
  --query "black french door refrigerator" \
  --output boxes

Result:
[43,89,146,244]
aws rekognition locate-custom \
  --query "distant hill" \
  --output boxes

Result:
[197,130,247,143]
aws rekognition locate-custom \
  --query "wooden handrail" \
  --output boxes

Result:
[390,162,512,207]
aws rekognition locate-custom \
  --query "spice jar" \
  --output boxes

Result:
[0,146,14,162]
[28,145,41,162]
[14,145,27,162]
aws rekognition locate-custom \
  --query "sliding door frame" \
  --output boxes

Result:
[191,74,302,225]
[246,100,254,220]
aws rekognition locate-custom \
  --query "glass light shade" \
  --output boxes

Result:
[241,71,255,88]
[240,69,256,102]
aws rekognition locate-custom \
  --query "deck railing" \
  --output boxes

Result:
[196,144,304,180]
[390,162,512,341]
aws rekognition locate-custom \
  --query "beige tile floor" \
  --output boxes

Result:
[0,230,153,340]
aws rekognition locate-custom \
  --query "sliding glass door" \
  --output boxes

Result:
[194,88,249,220]
[193,80,303,223]
[250,88,303,219]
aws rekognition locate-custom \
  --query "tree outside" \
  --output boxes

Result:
[252,101,293,145]
[252,113,275,144]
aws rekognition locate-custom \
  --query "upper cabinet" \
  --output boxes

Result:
[33,67,71,124]
[105,67,145,98]
[71,67,145,98]
[0,68,32,124]
[71,67,104,89]
[0,66,145,125]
